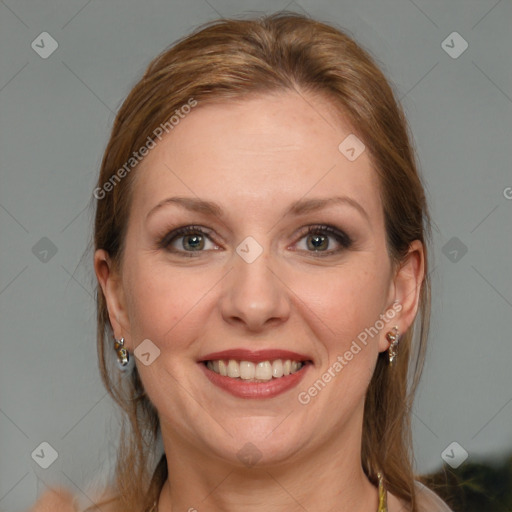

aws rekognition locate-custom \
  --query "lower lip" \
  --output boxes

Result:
[199,362,310,399]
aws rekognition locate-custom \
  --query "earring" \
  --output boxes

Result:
[385,326,399,366]
[114,337,129,367]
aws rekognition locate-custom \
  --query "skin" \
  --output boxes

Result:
[95,90,424,512]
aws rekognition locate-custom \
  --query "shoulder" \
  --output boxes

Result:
[28,488,77,512]
[29,486,119,512]
[414,480,453,512]
[387,480,453,512]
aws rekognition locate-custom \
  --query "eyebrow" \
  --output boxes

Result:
[146,195,370,223]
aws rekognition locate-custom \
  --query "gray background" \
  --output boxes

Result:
[1,0,511,510]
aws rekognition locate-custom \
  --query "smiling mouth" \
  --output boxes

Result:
[203,358,310,382]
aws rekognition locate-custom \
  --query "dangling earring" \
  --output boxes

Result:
[114,337,129,367]
[386,326,399,366]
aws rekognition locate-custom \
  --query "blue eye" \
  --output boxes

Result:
[158,224,352,257]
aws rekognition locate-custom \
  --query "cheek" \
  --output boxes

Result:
[303,261,389,338]
[303,265,387,399]
[123,258,176,339]
[123,255,217,347]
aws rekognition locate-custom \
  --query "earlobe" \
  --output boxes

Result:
[93,249,130,343]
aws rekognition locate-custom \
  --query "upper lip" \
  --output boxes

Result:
[198,349,312,364]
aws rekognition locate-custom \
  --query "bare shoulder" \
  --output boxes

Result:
[29,486,120,512]
[29,488,77,512]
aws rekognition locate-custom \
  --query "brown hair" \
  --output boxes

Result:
[91,11,431,512]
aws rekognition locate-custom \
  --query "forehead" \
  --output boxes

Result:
[133,91,382,223]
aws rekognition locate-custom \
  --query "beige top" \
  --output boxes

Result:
[29,480,453,512]
[414,481,453,512]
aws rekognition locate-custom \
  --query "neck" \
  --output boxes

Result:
[156,410,379,512]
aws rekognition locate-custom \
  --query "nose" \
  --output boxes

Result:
[219,242,290,332]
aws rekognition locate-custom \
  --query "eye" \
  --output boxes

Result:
[158,225,219,256]
[157,224,352,258]
[294,225,352,256]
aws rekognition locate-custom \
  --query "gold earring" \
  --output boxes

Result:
[114,337,129,367]
[385,326,399,366]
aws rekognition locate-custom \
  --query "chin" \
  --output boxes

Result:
[207,422,308,468]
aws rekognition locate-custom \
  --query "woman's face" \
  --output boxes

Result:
[97,91,417,468]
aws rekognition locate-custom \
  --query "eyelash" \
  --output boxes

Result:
[157,224,352,258]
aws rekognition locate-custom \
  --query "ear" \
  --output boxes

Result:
[94,249,131,349]
[379,240,425,352]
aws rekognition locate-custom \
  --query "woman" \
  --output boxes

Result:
[31,12,452,512]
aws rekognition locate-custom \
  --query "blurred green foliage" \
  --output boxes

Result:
[418,454,512,511]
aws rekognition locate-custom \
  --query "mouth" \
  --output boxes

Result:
[198,349,312,399]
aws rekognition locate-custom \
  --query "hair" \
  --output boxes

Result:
[91,11,431,512]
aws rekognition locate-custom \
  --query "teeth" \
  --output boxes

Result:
[272,359,283,378]
[255,361,272,380]
[206,358,304,381]
[227,359,240,378]
[240,361,255,380]
[218,359,228,376]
